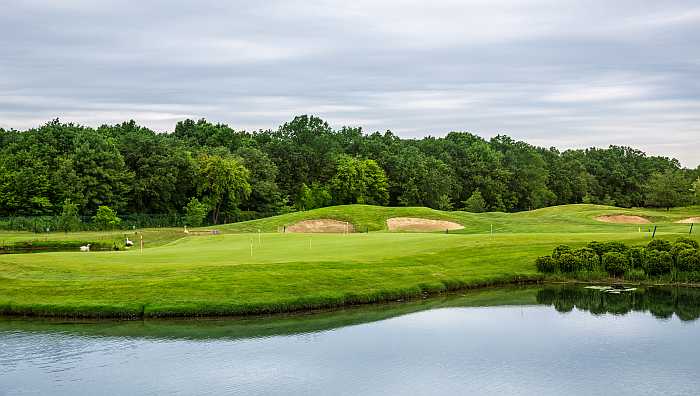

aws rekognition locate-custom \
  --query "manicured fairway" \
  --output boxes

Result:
[0,204,698,318]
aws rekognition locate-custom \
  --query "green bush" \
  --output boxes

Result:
[627,247,647,269]
[677,250,700,272]
[573,247,598,271]
[675,237,699,249]
[645,250,673,276]
[558,253,582,273]
[646,239,672,252]
[535,256,558,273]
[600,241,628,254]
[671,242,694,262]
[603,252,629,277]
[587,241,605,257]
[552,245,572,259]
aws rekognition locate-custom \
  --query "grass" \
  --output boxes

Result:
[0,204,698,318]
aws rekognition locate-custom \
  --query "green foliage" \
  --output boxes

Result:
[627,247,647,269]
[0,117,695,220]
[58,199,81,232]
[573,247,598,271]
[328,156,389,206]
[558,253,582,273]
[92,206,121,230]
[645,169,691,209]
[647,239,672,252]
[463,190,486,213]
[677,250,700,272]
[599,241,628,254]
[535,256,558,273]
[296,183,332,211]
[603,252,629,277]
[183,198,208,227]
[671,242,694,260]
[196,154,251,224]
[645,250,673,276]
[692,177,700,204]
[552,244,572,259]
[675,237,699,249]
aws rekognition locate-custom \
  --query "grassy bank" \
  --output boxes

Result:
[0,204,698,318]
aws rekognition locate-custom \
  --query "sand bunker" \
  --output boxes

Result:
[387,217,464,232]
[677,217,700,224]
[595,215,651,224]
[286,219,354,233]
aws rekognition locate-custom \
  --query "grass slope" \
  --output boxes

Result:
[0,204,698,318]
[218,204,700,234]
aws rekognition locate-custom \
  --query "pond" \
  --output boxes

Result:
[2,285,700,395]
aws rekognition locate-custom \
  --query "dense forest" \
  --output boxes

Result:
[1,116,698,227]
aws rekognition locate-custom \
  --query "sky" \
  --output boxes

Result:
[1,0,699,167]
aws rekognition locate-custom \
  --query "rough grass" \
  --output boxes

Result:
[0,204,698,318]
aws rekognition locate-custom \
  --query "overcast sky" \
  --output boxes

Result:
[1,0,699,167]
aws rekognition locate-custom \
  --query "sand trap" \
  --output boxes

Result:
[677,217,700,224]
[595,215,651,224]
[286,219,354,233]
[387,217,464,232]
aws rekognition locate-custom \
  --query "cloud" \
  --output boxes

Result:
[0,0,698,167]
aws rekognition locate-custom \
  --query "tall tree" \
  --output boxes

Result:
[196,154,251,224]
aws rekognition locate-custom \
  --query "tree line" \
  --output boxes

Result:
[1,115,698,225]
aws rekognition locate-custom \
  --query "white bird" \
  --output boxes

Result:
[184,225,190,234]
[125,238,134,247]
[80,244,91,252]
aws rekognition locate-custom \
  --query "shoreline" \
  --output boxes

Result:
[3,275,699,320]
[1,275,544,320]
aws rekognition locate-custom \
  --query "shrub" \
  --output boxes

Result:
[645,250,673,276]
[671,242,694,262]
[573,248,598,271]
[558,253,583,273]
[646,239,672,252]
[627,247,647,269]
[675,237,699,249]
[603,252,629,277]
[600,241,628,254]
[552,245,572,259]
[587,241,605,257]
[535,256,558,273]
[677,250,700,272]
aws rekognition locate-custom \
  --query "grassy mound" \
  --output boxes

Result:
[216,204,699,234]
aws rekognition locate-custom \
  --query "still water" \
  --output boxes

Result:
[2,286,700,395]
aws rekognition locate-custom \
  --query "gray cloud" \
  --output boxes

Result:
[1,0,698,166]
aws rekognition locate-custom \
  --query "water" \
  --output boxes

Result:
[2,286,700,395]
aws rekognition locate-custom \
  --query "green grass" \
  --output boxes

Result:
[0,204,698,318]
[217,203,700,234]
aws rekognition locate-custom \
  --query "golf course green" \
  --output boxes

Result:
[1,204,698,318]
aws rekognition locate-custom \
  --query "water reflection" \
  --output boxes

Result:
[536,285,700,321]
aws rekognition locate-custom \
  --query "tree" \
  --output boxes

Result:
[196,154,251,224]
[183,197,208,227]
[92,205,121,230]
[296,182,332,211]
[463,190,486,213]
[58,199,81,231]
[645,169,690,210]
[235,147,284,215]
[691,177,700,204]
[328,155,389,205]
